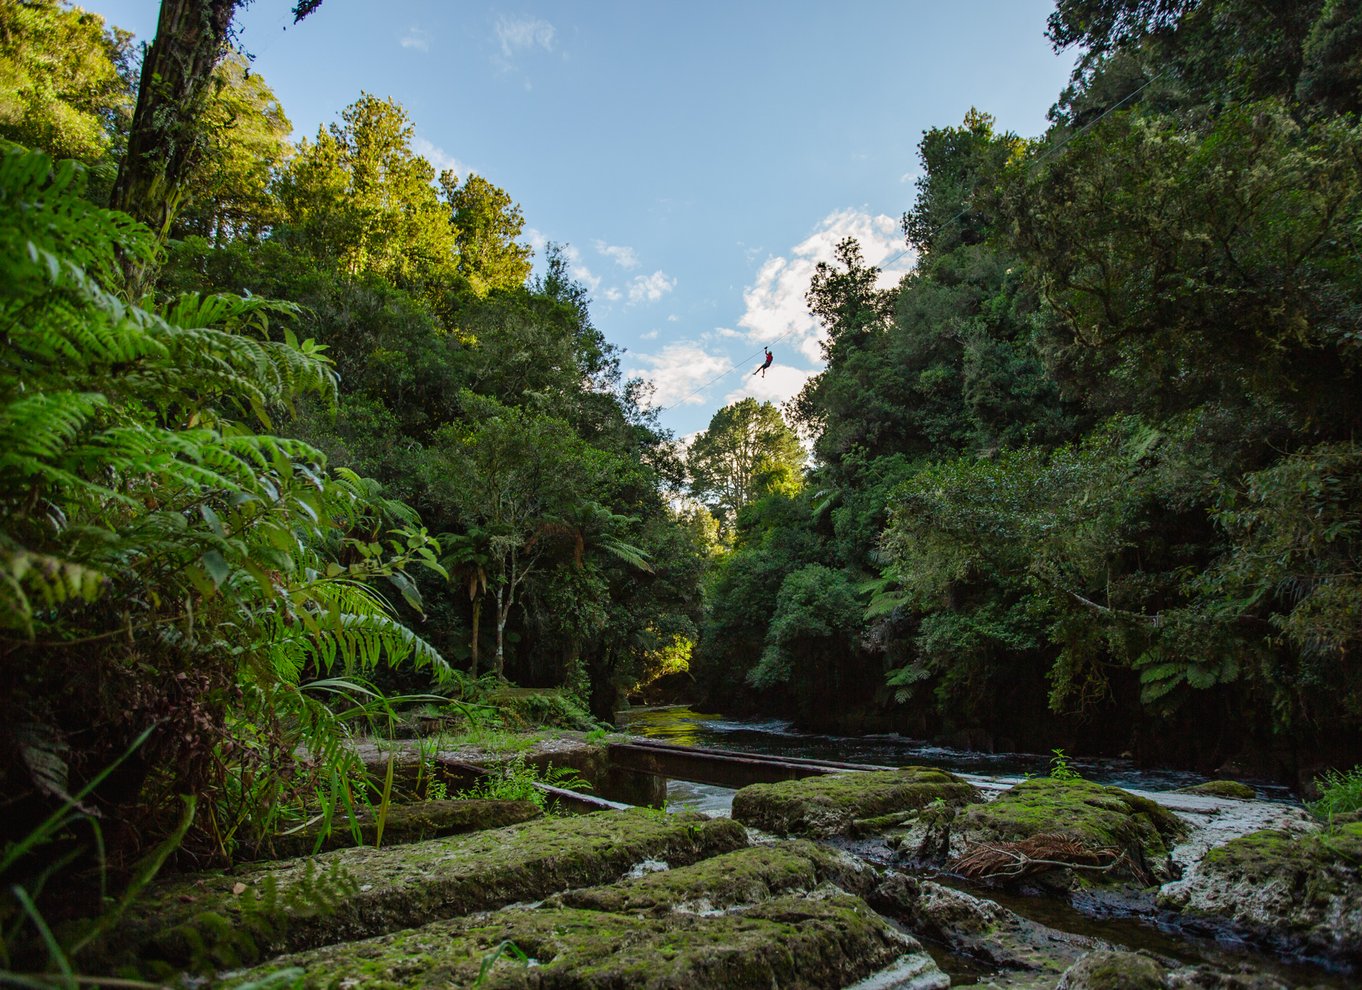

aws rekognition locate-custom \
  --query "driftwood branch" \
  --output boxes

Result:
[951,832,1150,885]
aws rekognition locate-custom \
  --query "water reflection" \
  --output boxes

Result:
[616,705,1295,801]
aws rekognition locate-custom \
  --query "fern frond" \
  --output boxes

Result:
[0,547,109,633]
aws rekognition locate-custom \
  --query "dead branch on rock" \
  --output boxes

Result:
[951,832,1150,885]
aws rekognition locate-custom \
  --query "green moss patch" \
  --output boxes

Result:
[551,840,872,915]
[96,810,747,976]
[223,849,942,990]
[730,767,979,838]
[949,778,1188,886]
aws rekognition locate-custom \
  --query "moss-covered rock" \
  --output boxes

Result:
[1173,780,1257,800]
[730,766,979,838]
[550,840,874,915]
[1054,949,1168,990]
[219,850,946,990]
[948,778,1188,887]
[1162,821,1362,965]
[263,799,541,858]
[94,810,747,976]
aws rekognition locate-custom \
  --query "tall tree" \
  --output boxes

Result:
[688,398,804,528]
[276,93,457,288]
[111,0,320,255]
[442,171,534,296]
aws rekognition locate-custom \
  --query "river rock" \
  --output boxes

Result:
[1159,819,1362,966]
[92,809,747,976]
[219,843,950,990]
[946,778,1188,891]
[730,766,980,838]
[1054,948,1293,990]
[873,871,1103,974]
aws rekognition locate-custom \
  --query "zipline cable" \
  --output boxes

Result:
[657,69,1169,415]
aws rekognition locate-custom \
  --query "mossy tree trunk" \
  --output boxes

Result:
[112,0,239,248]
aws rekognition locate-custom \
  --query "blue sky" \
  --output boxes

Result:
[87,1,1076,439]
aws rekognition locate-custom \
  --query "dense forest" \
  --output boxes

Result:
[1,0,1361,963]
[694,0,1362,786]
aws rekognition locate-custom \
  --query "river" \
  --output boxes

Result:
[615,704,1298,815]
[614,705,1345,987]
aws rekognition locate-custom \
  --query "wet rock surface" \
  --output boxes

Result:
[1160,819,1362,966]
[1052,947,1298,990]
[77,748,1362,989]
[871,871,1104,975]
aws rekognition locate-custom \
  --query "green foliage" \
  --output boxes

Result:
[457,755,591,814]
[0,146,446,884]
[0,0,133,167]
[173,53,292,244]
[1308,765,1362,821]
[442,171,534,296]
[1048,748,1083,781]
[275,93,458,290]
[687,398,805,529]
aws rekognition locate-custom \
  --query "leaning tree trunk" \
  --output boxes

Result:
[112,0,239,255]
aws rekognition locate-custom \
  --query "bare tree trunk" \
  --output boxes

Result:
[493,585,507,679]
[469,597,481,679]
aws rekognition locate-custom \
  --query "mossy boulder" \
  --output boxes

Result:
[263,799,541,858]
[220,845,947,990]
[730,766,979,838]
[1162,821,1362,965]
[948,778,1188,887]
[1173,780,1257,800]
[95,810,746,976]
[550,840,875,914]
[1055,949,1171,990]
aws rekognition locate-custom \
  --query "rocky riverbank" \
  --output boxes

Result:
[76,737,1359,988]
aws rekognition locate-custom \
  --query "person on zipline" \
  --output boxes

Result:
[753,347,773,377]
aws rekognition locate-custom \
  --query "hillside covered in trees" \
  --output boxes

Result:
[2,1,1361,960]
[694,0,1362,785]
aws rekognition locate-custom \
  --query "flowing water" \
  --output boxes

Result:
[614,705,1345,988]
[615,705,1297,809]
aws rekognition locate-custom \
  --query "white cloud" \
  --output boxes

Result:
[412,135,471,180]
[556,243,601,293]
[594,240,639,270]
[721,362,816,410]
[495,15,556,57]
[627,270,677,305]
[640,329,659,341]
[626,342,730,409]
[737,208,914,364]
[399,27,430,51]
